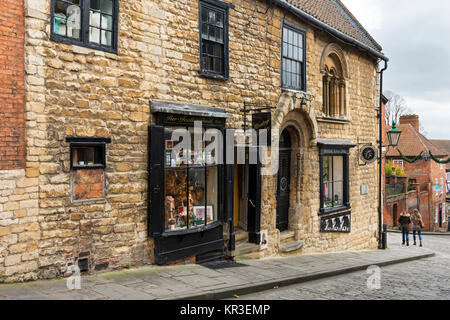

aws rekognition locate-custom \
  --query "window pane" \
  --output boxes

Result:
[102,14,113,30]
[189,127,205,166]
[283,27,288,43]
[201,8,208,24]
[102,31,112,46]
[216,27,223,44]
[102,0,113,15]
[208,25,216,42]
[206,166,218,224]
[189,168,206,229]
[165,127,188,167]
[333,156,343,181]
[201,23,208,40]
[90,0,100,10]
[208,10,216,25]
[89,27,100,44]
[165,169,188,231]
[90,11,101,27]
[322,156,330,182]
[323,181,333,208]
[333,180,344,206]
[299,33,304,48]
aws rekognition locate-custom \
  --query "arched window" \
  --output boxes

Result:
[321,45,347,118]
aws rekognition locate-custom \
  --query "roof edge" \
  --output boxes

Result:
[272,0,388,62]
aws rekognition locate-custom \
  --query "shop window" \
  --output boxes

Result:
[319,145,351,214]
[199,0,230,80]
[67,137,110,202]
[163,127,219,231]
[281,22,306,91]
[51,0,118,53]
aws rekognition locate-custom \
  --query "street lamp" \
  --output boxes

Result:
[387,122,402,147]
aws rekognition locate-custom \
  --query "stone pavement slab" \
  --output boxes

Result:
[0,245,434,300]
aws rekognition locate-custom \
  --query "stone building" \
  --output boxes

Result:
[0,0,387,282]
[384,115,448,232]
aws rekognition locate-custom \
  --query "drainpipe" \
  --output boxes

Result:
[378,60,388,249]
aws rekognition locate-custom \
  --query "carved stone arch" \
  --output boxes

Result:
[320,43,348,79]
[272,93,318,148]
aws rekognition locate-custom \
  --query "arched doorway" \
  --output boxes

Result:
[276,129,292,232]
[393,204,398,227]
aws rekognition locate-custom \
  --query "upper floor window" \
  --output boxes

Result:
[321,44,348,118]
[199,0,230,80]
[51,0,118,53]
[281,22,306,91]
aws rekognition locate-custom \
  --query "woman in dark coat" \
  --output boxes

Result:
[411,209,424,247]
[398,210,412,246]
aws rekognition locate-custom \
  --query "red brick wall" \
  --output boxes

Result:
[73,169,104,201]
[0,0,25,170]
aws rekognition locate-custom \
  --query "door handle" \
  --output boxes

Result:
[249,199,256,208]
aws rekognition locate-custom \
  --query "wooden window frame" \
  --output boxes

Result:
[50,0,119,54]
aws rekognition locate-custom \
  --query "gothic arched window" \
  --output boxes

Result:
[321,49,347,118]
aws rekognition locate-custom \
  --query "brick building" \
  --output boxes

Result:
[384,115,448,232]
[430,139,450,230]
[0,0,387,282]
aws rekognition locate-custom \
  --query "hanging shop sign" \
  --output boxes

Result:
[360,146,377,164]
[252,112,271,147]
[320,211,351,233]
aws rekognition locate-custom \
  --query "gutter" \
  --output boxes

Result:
[271,0,389,62]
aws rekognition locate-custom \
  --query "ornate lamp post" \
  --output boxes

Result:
[387,122,402,148]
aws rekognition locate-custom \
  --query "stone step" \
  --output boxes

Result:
[234,230,248,244]
[279,240,304,256]
[280,230,296,244]
[233,243,260,257]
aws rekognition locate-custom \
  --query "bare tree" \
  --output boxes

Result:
[384,90,411,126]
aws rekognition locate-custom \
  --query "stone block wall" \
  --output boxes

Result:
[0,0,382,281]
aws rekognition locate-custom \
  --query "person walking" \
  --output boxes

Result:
[411,209,424,247]
[398,210,412,246]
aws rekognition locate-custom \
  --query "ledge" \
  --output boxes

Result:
[317,117,351,124]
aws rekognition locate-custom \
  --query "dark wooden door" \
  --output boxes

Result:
[276,130,291,232]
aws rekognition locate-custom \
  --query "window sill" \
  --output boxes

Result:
[199,71,229,81]
[159,220,222,238]
[50,33,118,55]
[317,117,350,124]
[319,205,351,216]
[72,164,105,170]
[281,87,308,95]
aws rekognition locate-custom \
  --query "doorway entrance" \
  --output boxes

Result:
[276,129,292,232]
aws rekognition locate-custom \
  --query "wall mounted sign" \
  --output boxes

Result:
[320,211,351,233]
[360,146,377,164]
[433,185,441,192]
[360,184,369,195]
[252,112,271,146]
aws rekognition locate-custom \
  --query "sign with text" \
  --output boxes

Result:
[320,211,351,233]
[252,112,271,147]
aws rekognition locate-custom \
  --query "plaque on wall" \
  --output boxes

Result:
[320,211,351,233]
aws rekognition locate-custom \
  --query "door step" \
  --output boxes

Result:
[280,240,304,256]
[280,230,295,244]
[233,243,261,261]
[234,229,249,246]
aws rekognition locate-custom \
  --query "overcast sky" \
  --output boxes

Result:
[342,0,450,139]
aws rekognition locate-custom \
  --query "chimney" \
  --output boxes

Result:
[400,115,419,131]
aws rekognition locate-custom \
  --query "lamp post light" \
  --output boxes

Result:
[387,122,402,148]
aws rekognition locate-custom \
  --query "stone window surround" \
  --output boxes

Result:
[49,0,119,54]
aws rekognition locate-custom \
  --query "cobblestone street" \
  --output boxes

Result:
[233,233,450,300]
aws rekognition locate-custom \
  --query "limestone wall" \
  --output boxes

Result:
[0,0,381,282]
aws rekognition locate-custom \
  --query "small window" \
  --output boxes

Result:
[51,0,118,53]
[393,159,404,170]
[199,0,229,80]
[71,145,105,169]
[282,23,306,91]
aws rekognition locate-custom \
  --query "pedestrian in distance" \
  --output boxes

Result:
[411,209,424,247]
[398,210,412,246]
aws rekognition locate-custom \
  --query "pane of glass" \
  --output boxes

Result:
[333,156,344,181]
[165,169,188,231]
[323,181,333,208]
[214,43,223,58]
[90,11,101,27]
[322,156,330,182]
[289,29,294,46]
[216,12,224,27]
[207,56,213,71]
[201,23,208,40]
[283,27,288,43]
[89,27,100,44]
[102,0,113,15]
[90,0,100,10]
[206,166,218,223]
[54,1,68,36]
[208,10,216,25]
[102,31,112,46]
[72,147,102,166]
[66,5,81,39]
[188,168,206,229]
[207,42,214,55]
[102,14,113,30]
[189,127,205,166]
[298,33,303,48]
[205,128,221,165]
[165,127,188,167]
[282,41,287,58]
[293,32,298,47]
[208,25,216,42]
[288,44,293,60]
[201,8,208,24]
[216,28,223,44]
[299,49,303,62]
[214,58,223,73]
[333,181,344,206]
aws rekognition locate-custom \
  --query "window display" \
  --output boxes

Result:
[322,155,344,209]
[163,126,219,232]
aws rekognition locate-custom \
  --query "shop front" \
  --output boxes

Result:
[148,101,234,264]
